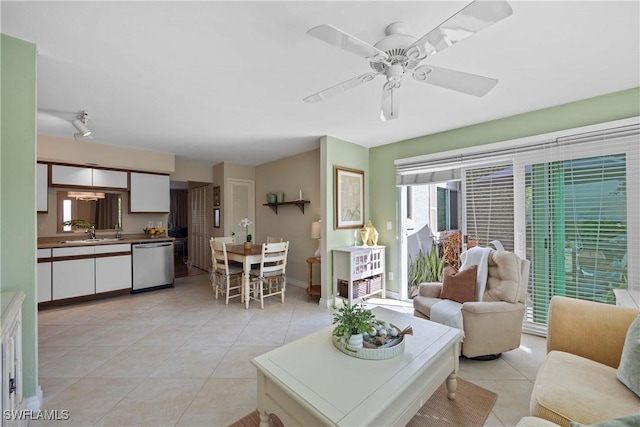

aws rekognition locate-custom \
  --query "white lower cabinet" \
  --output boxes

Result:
[52,246,96,300]
[95,244,132,293]
[48,244,132,302]
[52,257,95,300]
[37,248,52,303]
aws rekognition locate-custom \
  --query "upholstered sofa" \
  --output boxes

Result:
[413,249,530,358]
[529,296,639,427]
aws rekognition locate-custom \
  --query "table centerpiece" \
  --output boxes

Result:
[332,300,412,360]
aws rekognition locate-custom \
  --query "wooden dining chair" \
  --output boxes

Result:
[266,236,283,243]
[212,236,236,244]
[211,236,242,268]
[210,238,243,304]
[249,241,289,309]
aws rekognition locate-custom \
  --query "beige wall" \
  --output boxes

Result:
[255,149,321,288]
[38,134,174,173]
[171,158,213,183]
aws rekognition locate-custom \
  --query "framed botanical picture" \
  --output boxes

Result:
[213,186,221,206]
[334,166,364,229]
[213,208,221,228]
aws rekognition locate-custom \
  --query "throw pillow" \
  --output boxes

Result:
[569,413,640,427]
[440,265,477,303]
[616,315,640,397]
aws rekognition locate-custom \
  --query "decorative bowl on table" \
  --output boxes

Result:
[144,227,165,238]
[332,323,412,360]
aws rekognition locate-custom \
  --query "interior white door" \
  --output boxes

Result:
[228,179,255,243]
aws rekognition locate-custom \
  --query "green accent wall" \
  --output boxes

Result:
[1,35,38,399]
[370,87,640,294]
[322,136,370,301]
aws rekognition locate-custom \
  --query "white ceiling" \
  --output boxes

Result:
[3,1,639,166]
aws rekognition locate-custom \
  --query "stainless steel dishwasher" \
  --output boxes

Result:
[132,241,174,292]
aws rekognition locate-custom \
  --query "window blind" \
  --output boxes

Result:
[463,163,515,251]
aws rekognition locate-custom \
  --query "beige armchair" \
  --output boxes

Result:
[529,296,639,426]
[413,250,530,358]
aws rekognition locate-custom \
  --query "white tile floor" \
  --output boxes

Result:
[34,274,546,426]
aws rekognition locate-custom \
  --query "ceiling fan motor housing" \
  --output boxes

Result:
[371,23,419,75]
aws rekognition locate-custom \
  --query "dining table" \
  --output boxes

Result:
[226,243,263,309]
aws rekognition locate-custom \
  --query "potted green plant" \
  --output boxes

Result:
[332,301,379,348]
[408,246,444,297]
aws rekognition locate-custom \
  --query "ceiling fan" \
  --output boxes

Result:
[303,0,513,121]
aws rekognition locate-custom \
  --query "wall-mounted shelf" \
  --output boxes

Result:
[263,200,310,215]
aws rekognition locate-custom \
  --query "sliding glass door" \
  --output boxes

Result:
[397,121,639,332]
[524,153,631,329]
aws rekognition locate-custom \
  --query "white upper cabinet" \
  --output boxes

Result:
[51,165,93,187]
[36,163,49,212]
[50,164,127,189]
[92,168,128,189]
[129,172,170,212]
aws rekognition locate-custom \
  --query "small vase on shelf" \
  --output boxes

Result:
[360,229,369,247]
[365,220,379,246]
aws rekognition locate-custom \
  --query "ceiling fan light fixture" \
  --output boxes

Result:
[386,63,404,87]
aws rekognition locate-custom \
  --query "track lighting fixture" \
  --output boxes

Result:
[72,110,93,140]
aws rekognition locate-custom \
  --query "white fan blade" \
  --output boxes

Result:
[406,0,513,60]
[412,65,498,97]
[303,72,378,104]
[380,83,400,121]
[307,24,389,63]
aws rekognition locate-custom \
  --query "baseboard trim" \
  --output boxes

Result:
[286,278,306,289]
[26,386,43,411]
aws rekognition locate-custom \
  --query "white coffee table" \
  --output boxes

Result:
[252,307,464,426]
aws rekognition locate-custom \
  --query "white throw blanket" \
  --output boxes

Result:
[431,299,464,332]
[460,246,493,302]
[430,246,493,332]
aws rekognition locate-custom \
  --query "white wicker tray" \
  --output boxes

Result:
[332,332,405,360]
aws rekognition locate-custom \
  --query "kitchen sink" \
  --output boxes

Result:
[60,238,124,244]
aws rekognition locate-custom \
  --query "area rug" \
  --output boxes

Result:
[228,378,497,427]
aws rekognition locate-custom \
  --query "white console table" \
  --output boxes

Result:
[333,246,385,306]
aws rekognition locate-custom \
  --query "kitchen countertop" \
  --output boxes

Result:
[38,234,175,249]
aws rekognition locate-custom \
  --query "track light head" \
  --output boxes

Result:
[72,119,91,137]
[72,110,92,139]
